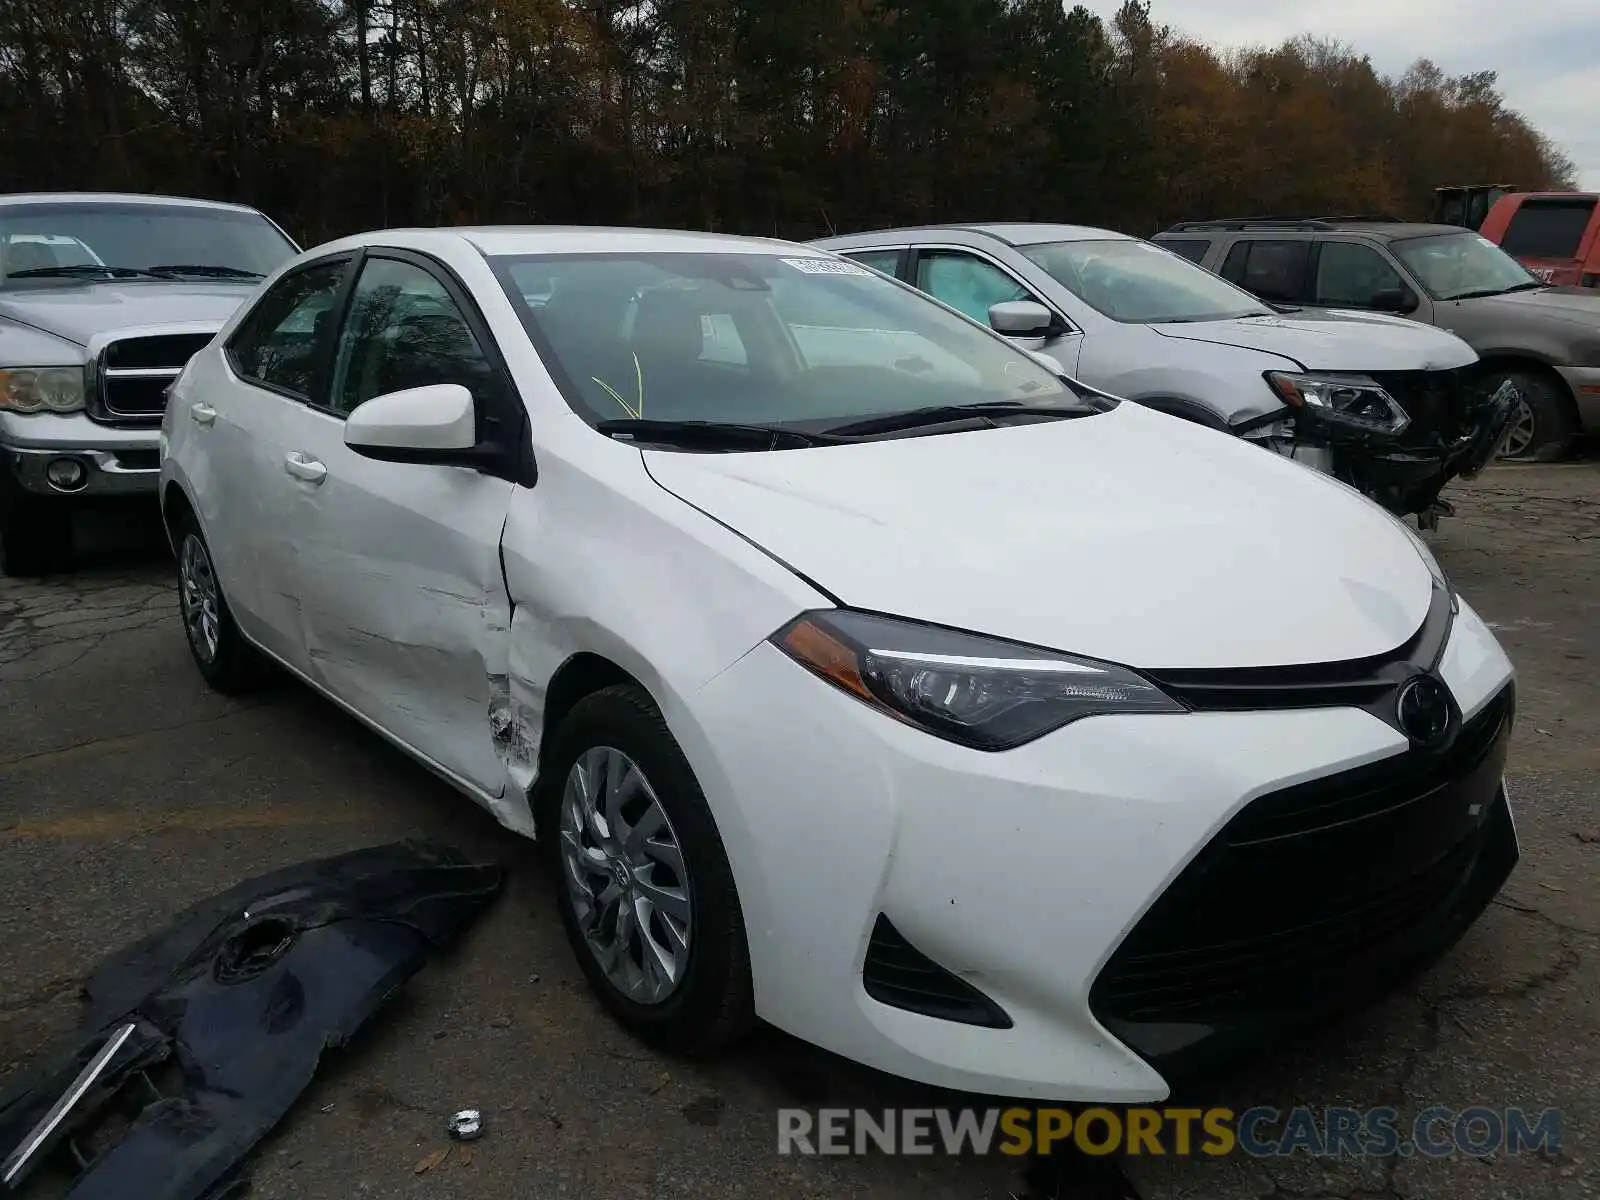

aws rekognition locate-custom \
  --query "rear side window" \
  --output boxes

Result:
[1159,239,1211,264]
[842,250,902,277]
[227,260,349,399]
[1219,240,1310,304]
[1500,198,1596,259]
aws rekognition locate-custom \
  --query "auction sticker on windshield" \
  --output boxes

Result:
[781,257,874,276]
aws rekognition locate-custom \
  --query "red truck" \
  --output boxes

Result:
[1434,186,1600,289]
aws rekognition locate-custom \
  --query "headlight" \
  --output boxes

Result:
[772,610,1184,751]
[1266,371,1409,437]
[0,366,86,414]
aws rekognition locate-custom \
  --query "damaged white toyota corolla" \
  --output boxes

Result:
[160,227,1519,1102]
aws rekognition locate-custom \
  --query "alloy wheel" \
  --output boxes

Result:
[179,533,221,663]
[559,746,693,1004]
[1499,399,1536,459]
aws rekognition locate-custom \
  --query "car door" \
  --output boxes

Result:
[285,250,519,797]
[907,246,1085,374]
[206,255,355,671]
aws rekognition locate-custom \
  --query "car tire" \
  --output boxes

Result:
[1495,370,1577,462]
[0,486,74,578]
[173,512,261,694]
[539,683,755,1056]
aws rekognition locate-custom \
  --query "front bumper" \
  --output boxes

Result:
[1,412,161,498]
[676,597,1516,1102]
[1554,364,1600,431]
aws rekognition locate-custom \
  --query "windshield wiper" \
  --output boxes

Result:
[821,400,1090,438]
[6,264,169,280]
[595,418,848,450]
[144,264,264,279]
[1448,282,1545,300]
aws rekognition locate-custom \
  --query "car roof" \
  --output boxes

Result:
[1158,220,1470,242]
[403,225,817,257]
[814,222,1132,247]
[0,192,267,214]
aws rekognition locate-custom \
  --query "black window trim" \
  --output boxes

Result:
[223,252,358,407]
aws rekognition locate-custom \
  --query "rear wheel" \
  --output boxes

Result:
[1493,370,1577,462]
[539,684,755,1056]
[174,512,261,694]
[0,483,74,577]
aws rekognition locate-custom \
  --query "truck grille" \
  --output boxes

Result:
[93,333,216,424]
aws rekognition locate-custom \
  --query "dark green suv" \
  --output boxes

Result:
[1154,217,1600,461]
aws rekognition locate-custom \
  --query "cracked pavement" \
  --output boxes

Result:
[1,464,1596,1200]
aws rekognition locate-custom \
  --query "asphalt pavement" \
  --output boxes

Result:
[2,462,1596,1199]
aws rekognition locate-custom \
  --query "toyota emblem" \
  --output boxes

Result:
[1396,675,1453,748]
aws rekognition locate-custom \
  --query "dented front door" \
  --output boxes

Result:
[285,253,518,798]
[287,409,515,796]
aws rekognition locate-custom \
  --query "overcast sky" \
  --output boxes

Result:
[1088,0,1600,191]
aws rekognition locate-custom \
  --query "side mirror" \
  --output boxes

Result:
[1370,287,1420,315]
[344,383,481,465]
[988,300,1054,339]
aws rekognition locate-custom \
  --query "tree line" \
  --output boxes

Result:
[0,0,1577,247]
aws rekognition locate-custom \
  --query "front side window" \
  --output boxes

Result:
[1022,238,1272,323]
[492,252,1080,429]
[329,257,498,417]
[1393,232,1543,300]
[227,261,349,399]
[914,250,1032,323]
[1314,241,1406,308]
[0,202,297,285]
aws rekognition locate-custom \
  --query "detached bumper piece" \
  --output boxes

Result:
[1089,685,1516,1087]
[0,841,504,1199]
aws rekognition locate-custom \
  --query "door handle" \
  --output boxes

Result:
[190,403,217,427]
[283,452,327,485]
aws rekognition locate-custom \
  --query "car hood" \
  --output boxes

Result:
[1459,285,1600,326]
[0,281,257,347]
[1149,310,1477,372]
[645,403,1434,670]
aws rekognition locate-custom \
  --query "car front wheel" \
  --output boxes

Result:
[1494,370,1577,462]
[174,513,260,694]
[539,684,755,1056]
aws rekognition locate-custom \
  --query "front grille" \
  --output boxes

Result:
[1090,683,1516,1071]
[862,915,1012,1028]
[94,333,215,424]
[1367,368,1468,444]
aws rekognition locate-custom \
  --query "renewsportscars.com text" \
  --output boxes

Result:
[776,1105,1561,1159]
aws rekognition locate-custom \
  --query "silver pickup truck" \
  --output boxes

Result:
[0,193,299,575]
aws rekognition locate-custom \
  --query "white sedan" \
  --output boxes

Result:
[159,226,1518,1102]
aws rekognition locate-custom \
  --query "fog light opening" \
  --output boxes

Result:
[45,457,89,493]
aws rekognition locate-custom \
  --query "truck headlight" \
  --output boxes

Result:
[1266,371,1409,437]
[0,367,87,414]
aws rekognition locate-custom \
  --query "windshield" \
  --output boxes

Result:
[1392,231,1543,301]
[0,202,297,285]
[492,252,1087,431]
[1020,238,1272,323]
